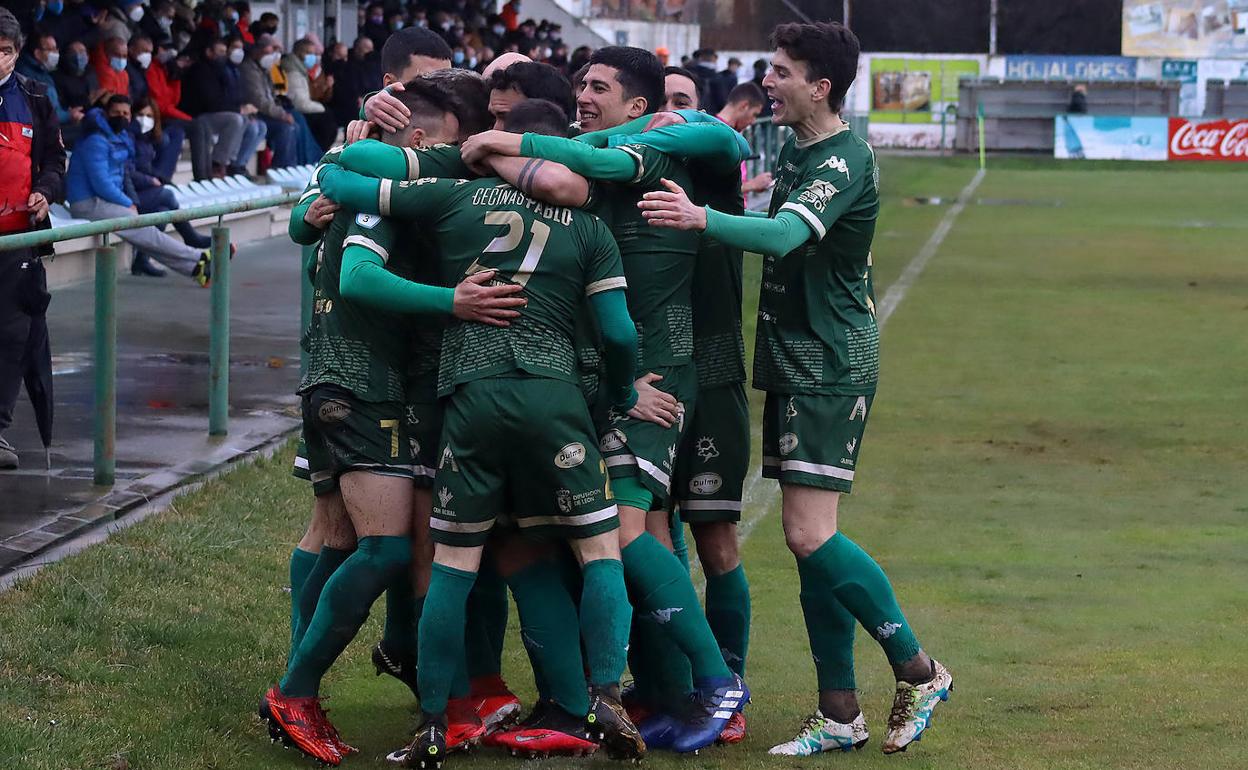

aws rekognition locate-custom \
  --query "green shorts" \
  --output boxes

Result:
[292,435,311,482]
[431,376,619,547]
[300,385,415,496]
[672,382,750,523]
[596,364,698,508]
[404,378,444,489]
[762,392,873,493]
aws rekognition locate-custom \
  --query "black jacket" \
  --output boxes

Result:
[11,74,68,258]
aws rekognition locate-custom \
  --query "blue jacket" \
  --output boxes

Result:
[127,121,163,190]
[15,53,68,123]
[65,108,136,207]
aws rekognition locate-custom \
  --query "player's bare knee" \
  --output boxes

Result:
[691,521,739,574]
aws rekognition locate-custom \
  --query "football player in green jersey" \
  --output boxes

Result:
[638,22,953,757]
[320,98,680,767]
[461,47,750,755]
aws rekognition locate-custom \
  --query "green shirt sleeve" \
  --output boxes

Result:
[289,151,342,244]
[588,289,638,411]
[340,214,455,315]
[605,114,751,168]
[318,165,384,213]
[522,134,638,182]
[703,208,813,257]
[339,140,473,181]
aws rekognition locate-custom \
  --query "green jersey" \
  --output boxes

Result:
[596,143,699,370]
[758,129,880,395]
[348,176,627,396]
[299,198,417,402]
[689,160,747,388]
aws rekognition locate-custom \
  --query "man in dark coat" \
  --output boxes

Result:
[0,7,67,469]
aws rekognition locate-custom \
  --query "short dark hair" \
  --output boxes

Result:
[769,22,860,111]
[490,61,573,125]
[586,46,664,116]
[0,7,24,51]
[664,65,701,93]
[727,81,766,108]
[391,78,455,136]
[105,94,132,109]
[381,26,453,78]
[503,99,570,137]
[420,69,492,138]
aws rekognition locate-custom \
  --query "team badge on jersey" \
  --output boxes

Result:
[556,488,573,513]
[354,213,380,229]
[689,472,722,496]
[599,429,627,452]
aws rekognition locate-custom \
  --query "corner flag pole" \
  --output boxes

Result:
[977,101,986,171]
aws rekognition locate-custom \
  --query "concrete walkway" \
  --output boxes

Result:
[0,234,304,578]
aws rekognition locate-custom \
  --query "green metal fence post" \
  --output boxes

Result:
[93,238,116,486]
[208,222,231,436]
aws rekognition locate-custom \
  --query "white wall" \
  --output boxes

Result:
[586,19,700,62]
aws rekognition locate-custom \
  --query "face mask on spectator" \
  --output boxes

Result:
[467,55,478,68]
[108,115,129,133]
[452,50,464,65]
[227,10,239,22]
[136,115,155,133]
[492,24,504,36]
[391,20,403,31]
[441,20,452,30]
[135,51,152,69]
[157,48,174,63]
[543,47,552,59]
[72,51,88,72]
[229,47,245,64]
[416,19,427,27]
[158,16,172,31]
[110,56,127,71]
[48,0,64,14]
[303,53,319,69]
[370,14,384,24]
[128,5,144,22]
[260,51,280,69]
[44,51,60,71]
[537,31,547,39]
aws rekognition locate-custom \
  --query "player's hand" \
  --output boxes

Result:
[638,178,706,231]
[26,193,50,224]
[742,171,773,193]
[643,111,686,131]
[460,130,523,165]
[69,106,85,122]
[303,195,340,229]
[364,85,410,133]
[345,119,377,145]
[628,373,680,428]
[452,270,527,327]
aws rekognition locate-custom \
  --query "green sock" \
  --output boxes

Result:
[669,511,690,572]
[451,649,470,699]
[506,560,590,715]
[290,545,352,662]
[797,551,856,690]
[580,559,631,688]
[805,533,922,666]
[288,547,319,660]
[705,564,751,677]
[621,533,732,683]
[633,609,694,701]
[416,563,477,716]
[382,569,417,657]
[281,536,411,697]
[465,559,508,680]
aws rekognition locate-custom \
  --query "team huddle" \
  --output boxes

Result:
[261,20,953,769]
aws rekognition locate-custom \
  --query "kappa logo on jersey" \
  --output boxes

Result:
[353,213,380,229]
[607,406,625,424]
[849,396,868,422]
[409,437,421,457]
[817,155,850,178]
[798,179,839,212]
[695,436,720,462]
[599,429,627,452]
[689,472,723,496]
[398,177,440,187]
[786,397,798,423]
[405,406,419,424]
[318,399,351,423]
[438,446,458,472]
[438,487,454,508]
[667,444,678,467]
[876,621,902,640]
[846,437,858,454]
[779,432,799,456]
[555,442,586,469]
[651,607,683,624]
[555,488,573,514]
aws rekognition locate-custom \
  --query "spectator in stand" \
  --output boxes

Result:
[362,3,389,51]
[230,2,254,44]
[52,40,89,144]
[282,38,336,152]
[33,0,72,48]
[125,33,153,105]
[500,0,521,32]
[715,80,772,193]
[53,2,107,51]
[223,36,266,174]
[690,48,728,114]
[751,57,770,116]
[100,0,146,43]
[66,95,216,286]
[718,55,742,92]
[138,1,176,43]
[505,17,536,50]
[91,35,130,103]
[16,32,70,133]
[240,34,296,169]
[568,44,591,76]
[481,14,506,51]
[180,38,245,179]
[128,95,212,277]
[0,7,66,471]
[250,11,278,40]
[1067,84,1088,114]
[326,35,380,129]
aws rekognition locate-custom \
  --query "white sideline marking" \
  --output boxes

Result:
[693,167,987,590]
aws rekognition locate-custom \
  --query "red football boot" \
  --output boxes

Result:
[468,675,522,732]
[258,685,342,766]
[446,696,487,750]
[718,711,746,744]
[490,701,599,759]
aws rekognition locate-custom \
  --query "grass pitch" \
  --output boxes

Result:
[2,156,1247,770]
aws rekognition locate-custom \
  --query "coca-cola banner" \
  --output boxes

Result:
[1168,118,1248,162]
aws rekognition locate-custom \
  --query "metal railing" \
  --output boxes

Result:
[741,114,870,181]
[0,192,300,486]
